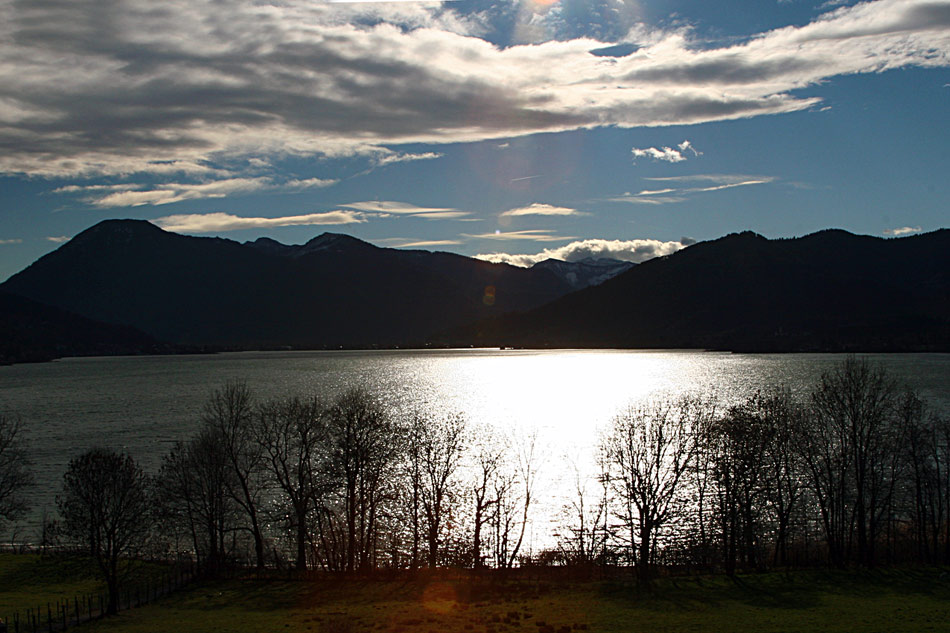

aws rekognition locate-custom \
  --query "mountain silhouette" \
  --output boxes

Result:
[0,291,167,364]
[444,229,950,351]
[1,220,590,348]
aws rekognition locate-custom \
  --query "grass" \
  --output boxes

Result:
[0,552,176,626]
[32,566,948,633]
[0,553,105,617]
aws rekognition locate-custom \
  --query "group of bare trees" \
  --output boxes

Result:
[4,355,950,609]
[148,385,537,575]
[563,357,950,583]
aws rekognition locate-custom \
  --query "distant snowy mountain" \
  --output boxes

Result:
[531,257,636,289]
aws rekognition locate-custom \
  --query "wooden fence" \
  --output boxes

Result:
[2,559,197,633]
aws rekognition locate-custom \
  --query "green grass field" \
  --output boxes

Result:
[8,566,935,633]
[3,556,950,632]
[0,553,105,618]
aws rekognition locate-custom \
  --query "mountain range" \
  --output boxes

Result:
[0,220,607,351]
[2,221,947,362]
[445,229,950,352]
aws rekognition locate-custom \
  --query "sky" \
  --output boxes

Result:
[0,0,948,281]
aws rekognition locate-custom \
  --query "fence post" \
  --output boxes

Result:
[45,603,50,633]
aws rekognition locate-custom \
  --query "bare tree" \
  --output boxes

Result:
[706,402,771,575]
[0,414,32,528]
[202,382,268,569]
[255,396,326,571]
[156,428,237,576]
[807,356,898,566]
[603,397,708,584]
[470,426,505,569]
[899,390,950,563]
[408,411,467,567]
[491,433,539,569]
[324,388,401,572]
[556,457,610,567]
[58,448,151,615]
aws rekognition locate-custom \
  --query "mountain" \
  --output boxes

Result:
[0,292,168,364]
[444,229,950,352]
[530,257,636,290]
[0,220,595,348]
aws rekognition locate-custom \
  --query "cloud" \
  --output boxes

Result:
[610,174,775,204]
[56,177,337,208]
[339,200,470,219]
[392,239,464,248]
[883,225,922,236]
[153,211,366,233]
[372,151,443,167]
[1,0,948,177]
[0,238,22,245]
[45,236,71,243]
[475,237,688,267]
[631,140,702,163]
[499,203,581,217]
[464,229,575,242]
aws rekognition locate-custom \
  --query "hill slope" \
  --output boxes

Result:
[445,229,950,352]
[0,220,579,347]
[0,292,168,364]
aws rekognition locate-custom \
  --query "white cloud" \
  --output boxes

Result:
[373,151,444,167]
[631,140,702,163]
[883,225,922,236]
[45,236,71,243]
[0,238,22,245]
[499,203,581,217]
[153,211,366,233]
[339,200,469,219]
[610,174,774,204]
[464,229,575,242]
[56,177,337,208]
[475,237,688,267]
[0,0,947,177]
[393,239,464,248]
[608,195,688,205]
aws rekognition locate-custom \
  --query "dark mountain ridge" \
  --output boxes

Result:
[0,220,588,348]
[0,291,168,364]
[444,228,950,352]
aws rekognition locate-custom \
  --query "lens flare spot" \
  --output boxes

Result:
[421,581,457,614]
[483,285,496,306]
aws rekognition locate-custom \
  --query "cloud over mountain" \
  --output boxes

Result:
[476,237,687,267]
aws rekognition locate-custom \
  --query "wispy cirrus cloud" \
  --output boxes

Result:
[389,238,464,248]
[611,174,775,205]
[1,0,948,178]
[499,203,582,217]
[463,229,575,242]
[46,236,71,243]
[339,200,470,219]
[883,225,922,236]
[475,237,690,267]
[0,238,22,245]
[154,211,366,233]
[55,177,337,208]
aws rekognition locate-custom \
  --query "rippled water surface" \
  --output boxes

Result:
[2,349,949,541]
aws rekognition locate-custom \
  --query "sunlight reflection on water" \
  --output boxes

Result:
[1,349,948,545]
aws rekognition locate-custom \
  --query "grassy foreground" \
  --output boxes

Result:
[0,553,104,616]
[33,566,945,633]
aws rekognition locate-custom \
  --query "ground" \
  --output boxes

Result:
[4,557,950,633]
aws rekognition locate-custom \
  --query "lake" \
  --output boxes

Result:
[2,349,949,546]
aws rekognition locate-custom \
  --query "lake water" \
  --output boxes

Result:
[2,349,949,546]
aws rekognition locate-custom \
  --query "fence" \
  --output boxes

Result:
[2,558,197,633]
